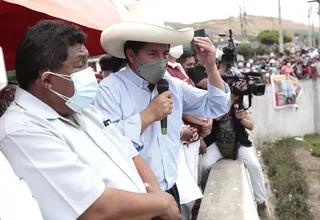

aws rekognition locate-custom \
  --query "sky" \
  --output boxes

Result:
[124,0,320,26]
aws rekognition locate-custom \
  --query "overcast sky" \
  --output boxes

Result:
[125,0,320,26]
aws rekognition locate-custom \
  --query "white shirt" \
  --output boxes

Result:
[94,66,230,190]
[0,88,146,220]
[0,152,43,220]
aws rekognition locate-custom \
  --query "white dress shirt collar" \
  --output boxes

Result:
[122,65,149,90]
[14,87,61,120]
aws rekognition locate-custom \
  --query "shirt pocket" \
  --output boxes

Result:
[101,124,133,156]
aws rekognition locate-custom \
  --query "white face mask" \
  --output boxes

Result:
[44,67,98,112]
[238,63,244,68]
[287,63,291,66]
[169,45,183,59]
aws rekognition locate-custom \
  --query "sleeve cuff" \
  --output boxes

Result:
[76,180,105,218]
[122,113,144,150]
[126,139,140,157]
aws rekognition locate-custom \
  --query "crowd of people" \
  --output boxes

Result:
[235,50,320,82]
[0,3,275,220]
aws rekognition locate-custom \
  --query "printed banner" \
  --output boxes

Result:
[271,75,302,109]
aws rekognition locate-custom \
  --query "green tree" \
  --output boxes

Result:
[257,30,292,46]
[236,43,254,59]
[237,43,271,59]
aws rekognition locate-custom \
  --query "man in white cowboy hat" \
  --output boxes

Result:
[94,0,230,210]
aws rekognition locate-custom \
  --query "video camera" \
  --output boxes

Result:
[221,29,237,67]
[222,71,266,110]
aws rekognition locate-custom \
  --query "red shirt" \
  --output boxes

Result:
[167,64,195,86]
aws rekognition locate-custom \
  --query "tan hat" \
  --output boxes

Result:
[100,0,194,58]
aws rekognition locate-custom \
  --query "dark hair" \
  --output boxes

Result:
[187,65,207,84]
[99,54,126,72]
[15,20,87,90]
[177,51,195,64]
[99,54,112,67]
[123,41,147,62]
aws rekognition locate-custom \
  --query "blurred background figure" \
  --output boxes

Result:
[177,51,196,73]
[269,59,278,75]
[99,54,126,79]
[0,81,18,117]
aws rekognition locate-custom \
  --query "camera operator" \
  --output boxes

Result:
[187,59,271,219]
[219,63,241,77]
[201,79,271,220]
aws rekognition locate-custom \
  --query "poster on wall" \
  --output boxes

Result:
[271,75,302,109]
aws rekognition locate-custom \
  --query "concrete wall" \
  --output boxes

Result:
[196,80,319,220]
[197,160,259,220]
[250,79,320,146]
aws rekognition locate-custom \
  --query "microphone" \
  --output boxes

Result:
[157,79,169,135]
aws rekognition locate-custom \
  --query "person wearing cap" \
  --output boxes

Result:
[94,0,230,210]
[0,20,181,220]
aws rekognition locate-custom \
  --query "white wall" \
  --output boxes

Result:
[197,160,259,220]
[249,80,320,146]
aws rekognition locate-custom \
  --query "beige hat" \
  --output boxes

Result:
[100,0,194,58]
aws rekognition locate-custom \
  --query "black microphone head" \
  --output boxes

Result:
[157,79,169,94]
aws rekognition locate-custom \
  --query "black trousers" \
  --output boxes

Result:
[151,184,181,219]
[166,183,181,213]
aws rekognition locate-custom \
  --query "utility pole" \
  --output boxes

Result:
[307,2,320,134]
[309,6,313,47]
[312,8,316,46]
[308,0,320,47]
[239,5,244,40]
[318,7,320,46]
[278,0,284,53]
[243,7,248,40]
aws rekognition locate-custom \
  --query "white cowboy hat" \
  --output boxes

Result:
[100,0,194,58]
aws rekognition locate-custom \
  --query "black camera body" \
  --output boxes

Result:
[221,29,237,66]
[222,72,266,109]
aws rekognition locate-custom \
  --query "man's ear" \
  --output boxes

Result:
[39,69,52,90]
[126,49,135,64]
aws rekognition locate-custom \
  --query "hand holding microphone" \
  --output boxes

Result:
[150,91,172,120]
[145,79,172,134]
[156,79,171,135]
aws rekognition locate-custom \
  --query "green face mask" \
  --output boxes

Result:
[136,59,168,84]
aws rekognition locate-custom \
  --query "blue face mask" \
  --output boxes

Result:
[44,67,98,112]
